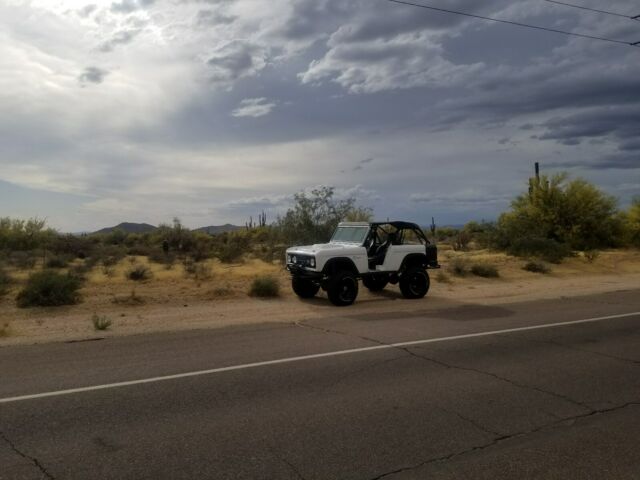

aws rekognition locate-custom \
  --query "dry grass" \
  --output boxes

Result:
[1,249,639,346]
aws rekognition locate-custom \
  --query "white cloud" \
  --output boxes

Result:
[231,97,276,118]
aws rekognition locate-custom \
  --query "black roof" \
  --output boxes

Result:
[370,221,422,230]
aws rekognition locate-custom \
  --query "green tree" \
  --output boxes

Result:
[277,186,372,244]
[623,196,640,247]
[495,173,622,256]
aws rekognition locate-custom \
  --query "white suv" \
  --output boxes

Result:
[286,221,439,306]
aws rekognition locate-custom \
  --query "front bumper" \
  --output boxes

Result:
[286,264,324,280]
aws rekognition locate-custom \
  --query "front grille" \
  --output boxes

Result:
[287,254,315,268]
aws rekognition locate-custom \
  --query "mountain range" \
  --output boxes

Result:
[93,222,242,235]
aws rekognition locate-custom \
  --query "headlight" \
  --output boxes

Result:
[286,254,292,264]
[310,258,316,268]
[292,256,297,264]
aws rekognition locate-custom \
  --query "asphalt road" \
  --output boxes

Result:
[1,289,639,479]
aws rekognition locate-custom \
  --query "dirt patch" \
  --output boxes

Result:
[1,250,639,346]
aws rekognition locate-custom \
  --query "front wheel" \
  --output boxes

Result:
[327,270,359,306]
[399,267,430,299]
[292,277,320,298]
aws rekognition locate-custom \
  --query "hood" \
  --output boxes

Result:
[287,242,362,255]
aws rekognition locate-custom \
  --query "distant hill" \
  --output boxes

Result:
[94,222,157,235]
[194,224,243,235]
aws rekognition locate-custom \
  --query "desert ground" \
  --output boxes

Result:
[1,248,639,346]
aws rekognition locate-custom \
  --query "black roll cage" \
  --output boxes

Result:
[367,222,430,247]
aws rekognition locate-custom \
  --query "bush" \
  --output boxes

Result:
[91,314,112,331]
[45,255,69,269]
[449,257,468,276]
[7,251,37,269]
[126,264,152,282]
[506,237,572,264]
[17,270,82,307]
[493,173,623,254]
[249,276,280,297]
[470,263,500,278]
[0,267,12,297]
[217,239,245,264]
[523,261,550,274]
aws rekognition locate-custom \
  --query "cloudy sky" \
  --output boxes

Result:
[1,0,638,231]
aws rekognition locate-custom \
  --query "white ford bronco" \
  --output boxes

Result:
[286,221,439,306]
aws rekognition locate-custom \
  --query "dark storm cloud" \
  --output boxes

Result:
[206,41,266,82]
[538,108,640,144]
[78,66,109,85]
[550,153,640,170]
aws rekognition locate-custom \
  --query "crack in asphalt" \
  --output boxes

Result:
[496,333,640,366]
[366,401,640,480]
[405,348,593,411]
[431,405,502,438]
[271,449,307,480]
[0,430,55,479]
[294,321,593,411]
[293,320,630,478]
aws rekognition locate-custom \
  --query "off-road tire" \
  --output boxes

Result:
[362,274,389,292]
[292,277,320,299]
[327,270,359,306]
[399,267,430,299]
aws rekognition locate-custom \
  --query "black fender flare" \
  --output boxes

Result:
[322,257,359,276]
[399,253,428,273]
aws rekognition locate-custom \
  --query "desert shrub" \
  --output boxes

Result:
[505,237,572,264]
[249,275,280,297]
[470,263,500,278]
[493,174,623,255]
[68,258,98,280]
[183,258,211,281]
[126,245,151,257]
[17,270,82,307]
[523,261,550,274]
[148,249,175,265]
[0,267,12,297]
[7,251,37,269]
[45,255,70,269]
[584,249,600,263]
[449,257,468,276]
[91,314,112,331]
[126,264,152,281]
[452,230,471,251]
[217,237,246,263]
[0,217,56,251]
[434,226,459,243]
[622,197,640,247]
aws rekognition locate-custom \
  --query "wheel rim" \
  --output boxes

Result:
[338,277,357,302]
[409,272,427,295]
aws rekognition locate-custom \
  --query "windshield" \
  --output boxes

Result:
[330,226,370,244]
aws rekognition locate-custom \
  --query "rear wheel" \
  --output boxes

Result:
[327,270,359,306]
[362,274,389,292]
[399,267,430,299]
[292,277,320,298]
